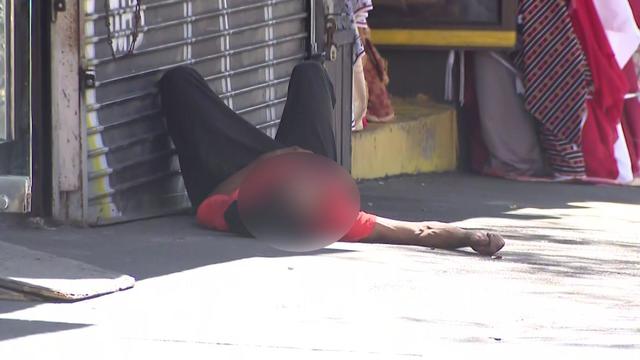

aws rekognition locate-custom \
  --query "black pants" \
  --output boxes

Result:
[160,61,337,209]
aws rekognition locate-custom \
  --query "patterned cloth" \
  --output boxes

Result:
[514,0,593,177]
[361,30,395,122]
[345,0,374,130]
[345,0,373,64]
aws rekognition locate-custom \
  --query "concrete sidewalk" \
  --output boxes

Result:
[0,173,638,359]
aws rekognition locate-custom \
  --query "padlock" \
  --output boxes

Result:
[325,18,337,62]
[329,44,338,62]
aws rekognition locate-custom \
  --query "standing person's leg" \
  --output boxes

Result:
[275,61,338,161]
[160,66,282,208]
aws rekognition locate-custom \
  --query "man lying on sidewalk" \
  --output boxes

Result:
[159,61,505,256]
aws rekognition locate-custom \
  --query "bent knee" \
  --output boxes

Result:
[160,66,199,89]
[290,61,326,80]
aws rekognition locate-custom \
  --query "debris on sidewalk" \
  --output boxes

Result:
[0,241,135,301]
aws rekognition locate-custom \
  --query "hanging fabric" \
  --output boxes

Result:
[360,27,395,123]
[622,0,640,176]
[571,0,633,182]
[458,50,466,106]
[591,0,640,181]
[444,50,456,102]
[592,0,640,69]
[352,56,368,131]
[513,0,592,178]
[346,0,374,131]
[621,69,640,176]
[463,54,491,175]
[474,51,546,177]
[346,0,373,65]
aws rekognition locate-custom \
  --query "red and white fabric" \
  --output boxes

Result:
[623,0,640,176]
[594,0,640,181]
[571,0,637,183]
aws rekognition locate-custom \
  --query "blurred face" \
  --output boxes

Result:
[280,180,320,221]
[238,152,360,252]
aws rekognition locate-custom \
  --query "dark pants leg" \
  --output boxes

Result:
[160,61,337,208]
[160,66,281,208]
[276,61,337,160]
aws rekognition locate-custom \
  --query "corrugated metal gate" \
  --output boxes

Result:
[81,0,309,224]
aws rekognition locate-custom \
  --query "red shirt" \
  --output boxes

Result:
[196,189,377,242]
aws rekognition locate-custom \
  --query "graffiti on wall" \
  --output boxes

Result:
[105,0,145,55]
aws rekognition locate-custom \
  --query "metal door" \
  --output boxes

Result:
[81,0,310,224]
[0,0,31,214]
[319,0,354,170]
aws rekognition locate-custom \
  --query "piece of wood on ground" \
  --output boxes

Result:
[0,241,135,301]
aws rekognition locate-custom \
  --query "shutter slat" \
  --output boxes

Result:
[82,0,307,224]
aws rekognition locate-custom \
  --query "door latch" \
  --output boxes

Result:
[80,68,97,89]
[325,18,338,62]
[51,0,67,22]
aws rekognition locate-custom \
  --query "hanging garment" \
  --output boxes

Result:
[346,0,374,65]
[514,0,592,177]
[360,27,395,123]
[592,0,640,69]
[352,0,374,28]
[622,50,640,176]
[474,52,546,177]
[345,0,374,130]
[621,96,640,178]
[571,0,633,182]
[623,60,640,176]
[622,0,640,176]
[582,104,633,181]
[352,55,368,131]
[591,0,640,181]
[463,55,491,174]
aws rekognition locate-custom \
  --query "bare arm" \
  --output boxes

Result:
[362,216,505,256]
[210,150,505,256]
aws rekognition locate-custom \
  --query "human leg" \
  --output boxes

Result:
[275,61,338,161]
[159,66,281,208]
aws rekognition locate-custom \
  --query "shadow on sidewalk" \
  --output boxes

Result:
[0,213,351,340]
[0,319,91,342]
[359,173,640,223]
[0,214,350,282]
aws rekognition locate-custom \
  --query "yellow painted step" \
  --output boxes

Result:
[352,99,458,180]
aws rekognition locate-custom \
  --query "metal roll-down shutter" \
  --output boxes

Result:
[81,0,308,224]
